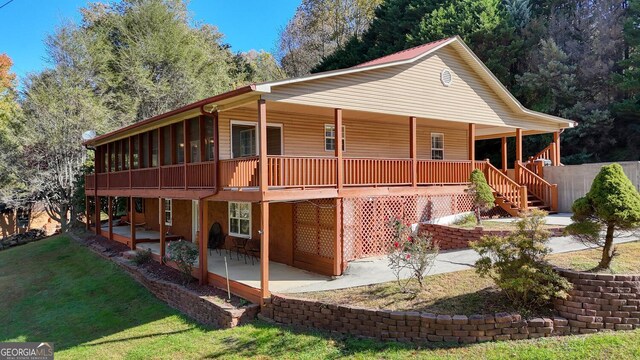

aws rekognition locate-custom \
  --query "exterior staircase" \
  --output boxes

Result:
[478,158,558,216]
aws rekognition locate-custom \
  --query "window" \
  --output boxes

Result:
[161,126,171,165]
[324,124,345,151]
[231,121,283,158]
[141,132,149,168]
[204,117,214,161]
[229,202,251,238]
[431,133,444,160]
[164,199,172,226]
[151,130,158,167]
[189,117,200,163]
[174,122,184,164]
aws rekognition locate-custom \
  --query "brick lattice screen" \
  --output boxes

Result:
[342,193,474,261]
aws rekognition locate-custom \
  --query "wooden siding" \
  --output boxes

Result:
[218,107,469,161]
[264,46,563,132]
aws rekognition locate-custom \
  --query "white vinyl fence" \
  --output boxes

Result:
[543,161,640,213]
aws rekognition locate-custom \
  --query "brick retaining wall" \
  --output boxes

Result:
[419,224,565,250]
[83,237,259,328]
[261,268,640,344]
[553,269,640,333]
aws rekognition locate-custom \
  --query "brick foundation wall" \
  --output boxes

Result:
[261,268,640,344]
[419,224,565,250]
[84,238,259,328]
[553,269,640,333]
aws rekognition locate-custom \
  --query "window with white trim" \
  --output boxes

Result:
[229,202,251,238]
[431,133,444,160]
[164,199,172,226]
[324,124,345,151]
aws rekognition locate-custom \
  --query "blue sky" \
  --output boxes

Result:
[0,0,299,83]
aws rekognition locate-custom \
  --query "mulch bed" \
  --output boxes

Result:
[81,233,248,308]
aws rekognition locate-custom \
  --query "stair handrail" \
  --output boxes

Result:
[484,161,527,211]
[515,161,558,212]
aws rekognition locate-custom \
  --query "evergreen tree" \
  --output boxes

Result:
[566,164,640,270]
[467,169,495,224]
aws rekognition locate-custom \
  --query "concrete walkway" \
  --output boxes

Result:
[284,214,638,294]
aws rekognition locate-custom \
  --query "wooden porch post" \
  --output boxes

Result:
[258,99,268,193]
[468,123,476,175]
[409,116,417,187]
[158,128,163,188]
[553,131,561,166]
[199,200,209,285]
[130,197,136,250]
[107,196,113,241]
[184,119,189,189]
[515,128,523,163]
[333,198,343,275]
[159,198,166,263]
[335,108,344,190]
[94,195,100,235]
[85,196,90,230]
[501,137,508,173]
[260,201,270,302]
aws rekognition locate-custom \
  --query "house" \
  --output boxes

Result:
[83,36,575,304]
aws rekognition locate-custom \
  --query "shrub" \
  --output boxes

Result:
[471,210,570,310]
[566,163,640,270]
[166,240,199,283]
[466,169,495,224]
[387,218,439,293]
[132,248,153,265]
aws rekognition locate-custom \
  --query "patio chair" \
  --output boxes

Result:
[245,239,260,266]
[228,236,249,263]
[207,222,226,256]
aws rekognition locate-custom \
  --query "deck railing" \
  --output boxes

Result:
[344,158,412,186]
[484,162,526,210]
[89,157,503,192]
[515,161,558,211]
[268,156,336,188]
[218,157,259,188]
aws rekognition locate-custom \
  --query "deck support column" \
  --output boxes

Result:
[94,195,100,235]
[501,137,508,173]
[333,198,343,275]
[258,99,268,194]
[199,200,209,285]
[159,198,166,263]
[468,123,476,176]
[409,116,417,187]
[335,108,343,190]
[130,197,136,250]
[260,201,270,303]
[85,196,90,230]
[553,131,561,166]
[107,196,113,241]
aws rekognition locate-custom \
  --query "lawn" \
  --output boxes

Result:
[3,235,640,359]
[299,241,640,315]
[452,214,561,231]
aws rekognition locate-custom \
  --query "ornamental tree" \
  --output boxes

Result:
[566,163,640,270]
[467,169,495,224]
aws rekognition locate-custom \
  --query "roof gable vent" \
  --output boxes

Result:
[440,68,453,87]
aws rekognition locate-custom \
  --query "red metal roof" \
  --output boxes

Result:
[353,37,455,68]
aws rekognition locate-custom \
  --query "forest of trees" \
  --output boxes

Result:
[0,0,638,230]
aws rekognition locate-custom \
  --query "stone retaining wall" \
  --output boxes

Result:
[261,268,640,344]
[84,237,259,328]
[554,269,640,333]
[419,224,565,250]
[261,295,569,343]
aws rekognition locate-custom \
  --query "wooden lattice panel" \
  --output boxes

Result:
[342,192,475,261]
[293,199,335,260]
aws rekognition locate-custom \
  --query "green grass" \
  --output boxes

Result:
[4,235,640,359]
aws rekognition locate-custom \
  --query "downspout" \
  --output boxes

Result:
[199,104,219,198]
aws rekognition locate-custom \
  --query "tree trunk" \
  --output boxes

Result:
[475,207,482,225]
[598,223,616,269]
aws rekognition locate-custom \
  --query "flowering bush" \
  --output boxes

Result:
[387,218,439,293]
[166,240,199,283]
